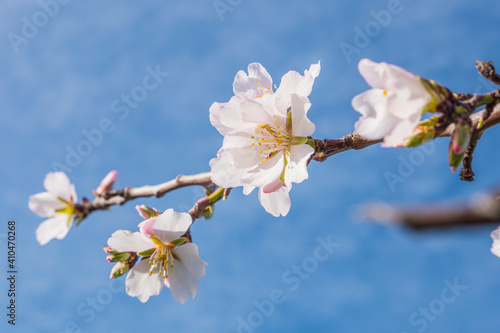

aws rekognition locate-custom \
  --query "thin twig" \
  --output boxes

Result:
[476,61,500,85]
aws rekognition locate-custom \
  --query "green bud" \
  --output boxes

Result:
[403,116,439,147]
[201,205,214,220]
[420,78,447,113]
[109,262,130,279]
[106,252,131,262]
[448,119,472,173]
[135,205,161,219]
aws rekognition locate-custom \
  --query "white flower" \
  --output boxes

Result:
[491,226,500,257]
[28,172,77,245]
[107,209,207,304]
[209,62,320,216]
[352,58,432,147]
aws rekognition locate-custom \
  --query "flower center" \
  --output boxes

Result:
[148,245,174,279]
[250,124,291,163]
[255,81,276,99]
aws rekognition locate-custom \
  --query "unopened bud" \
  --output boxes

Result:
[95,170,118,195]
[420,78,448,113]
[106,252,131,262]
[403,116,439,148]
[201,205,214,219]
[135,205,161,219]
[110,262,130,279]
[448,119,472,173]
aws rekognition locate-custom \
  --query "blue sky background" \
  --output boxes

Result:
[1,0,500,332]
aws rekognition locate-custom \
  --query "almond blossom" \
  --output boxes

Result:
[352,58,435,147]
[107,209,207,303]
[28,172,78,245]
[209,62,320,216]
[491,226,500,258]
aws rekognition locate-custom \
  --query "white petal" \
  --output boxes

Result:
[275,62,321,108]
[352,89,397,140]
[223,132,266,169]
[43,172,75,203]
[125,259,164,303]
[491,227,500,257]
[210,148,249,188]
[240,95,276,124]
[382,117,421,147]
[290,94,315,137]
[153,209,192,244]
[168,260,200,304]
[233,62,273,99]
[173,243,207,278]
[242,151,285,188]
[138,217,156,237]
[28,192,65,217]
[36,214,71,245]
[243,185,255,195]
[209,96,247,136]
[107,230,155,253]
[286,144,314,185]
[258,185,292,217]
[358,58,384,89]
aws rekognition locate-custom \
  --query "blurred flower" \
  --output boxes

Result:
[490,226,500,257]
[28,172,78,245]
[107,209,206,303]
[210,62,320,216]
[352,58,436,147]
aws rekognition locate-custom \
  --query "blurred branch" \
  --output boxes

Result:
[363,190,500,229]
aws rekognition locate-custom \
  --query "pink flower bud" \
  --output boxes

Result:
[95,170,118,195]
[135,205,150,219]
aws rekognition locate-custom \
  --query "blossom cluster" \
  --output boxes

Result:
[29,58,492,304]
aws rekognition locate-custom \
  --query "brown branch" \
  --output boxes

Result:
[311,105,500,163]
[77,172,213,218]
[363,191,500,229]
[476,61,500,85]
[459,131,483,181]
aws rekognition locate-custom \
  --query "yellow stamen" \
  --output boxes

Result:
[383,90,387,95]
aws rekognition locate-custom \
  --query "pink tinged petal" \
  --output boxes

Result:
[28,192,65,217]
[125,259,164,303]
[262,178,284,194]
[168,260,200,304]
[138,217,156,237]
[173,243,207,278]
[36,214,72,245]
[352,90,397,140]
[152,209,192,244]
[290,94,315,137]
[209,149,249,188]
[258,186,292,217]
[96,170,118,194]
[233,62,273,99]
[107,230,154,253]
[285,144,315,185]
[43,172,75,203]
